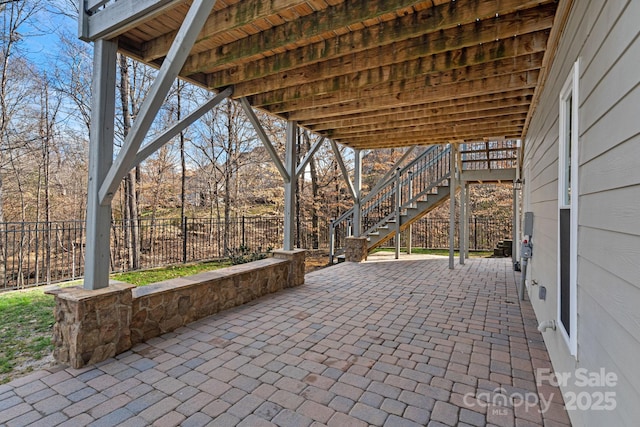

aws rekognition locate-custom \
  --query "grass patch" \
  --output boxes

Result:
[111,260,232,287]
[0,288,56,381]
[0,260,232,382]
[373,247,494,257]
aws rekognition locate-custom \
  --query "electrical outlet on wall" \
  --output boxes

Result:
[539,286,547,300]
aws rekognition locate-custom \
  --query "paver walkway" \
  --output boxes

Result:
[0,256,571,427]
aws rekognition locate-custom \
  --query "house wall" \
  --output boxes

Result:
[523,0,640,425]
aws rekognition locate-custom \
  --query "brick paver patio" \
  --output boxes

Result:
[0,256,571,426]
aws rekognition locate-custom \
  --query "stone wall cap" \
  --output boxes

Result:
[131,258,288,299]
[45,281,135,301]
[273,249,307,255]
[132,276,198,298]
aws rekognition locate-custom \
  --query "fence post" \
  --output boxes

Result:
[329,219,335,264]
[182,215,188,264]
[242,215,246,248]
[394,167,401,260]
[407,171,413,255]
[474,216,478,250]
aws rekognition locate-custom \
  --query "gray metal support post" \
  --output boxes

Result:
[513,142,522,263]
[283,121,297,250]
[459,179,466,265]
[449,144,456,269]
[395,168,401,260]
[407,171,413,255]
[465,182,470,258]
[353,149,363,237]
[84,39,118,290]
[329,220,335,264]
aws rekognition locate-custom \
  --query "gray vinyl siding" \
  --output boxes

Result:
[523,0,640,425]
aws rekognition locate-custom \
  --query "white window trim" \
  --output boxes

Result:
[557,58,580,357]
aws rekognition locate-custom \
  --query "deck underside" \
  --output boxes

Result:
[85,0,570,149]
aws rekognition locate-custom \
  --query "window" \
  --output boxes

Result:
[558,59,579,356]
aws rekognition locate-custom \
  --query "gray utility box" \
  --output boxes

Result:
[524,212,534,236]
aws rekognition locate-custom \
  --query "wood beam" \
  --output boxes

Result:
[292,88,533,122]
[250,52,544,109]
[333,118,525,142]
[328,111,528,138]
[142,0,310,61]
[340,126,522,144]
[181,0,440,75]
[342,132,522,150]
[226,27,549,98]
[309,104,530,134]
[196,0,556,81]
[262,70,540,116]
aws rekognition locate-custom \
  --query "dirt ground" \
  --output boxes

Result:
[304,249,332,273]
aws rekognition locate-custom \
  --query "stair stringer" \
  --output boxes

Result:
[367,184,455,251]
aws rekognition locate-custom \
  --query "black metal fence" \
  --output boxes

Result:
[387,217,512,250]
[0,215,510,291]
[110,216,285,272]
[0,217,286,291]
[331,216,512,254]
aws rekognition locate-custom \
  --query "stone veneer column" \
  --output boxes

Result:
[274,249,306,287]
[46,282,135,369]
[345,236,369,262]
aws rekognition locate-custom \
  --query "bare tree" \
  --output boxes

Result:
[0,0,41,285]
[117,54,141,270]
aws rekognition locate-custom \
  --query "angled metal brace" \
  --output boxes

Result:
[240,97,290,183]
[296,135,325,177]
[133,86,232,168]
[82,0,184,41]
[329,138,356,200]
[99,0,218,205]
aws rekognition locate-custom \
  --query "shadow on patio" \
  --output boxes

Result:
[0,256,571,427]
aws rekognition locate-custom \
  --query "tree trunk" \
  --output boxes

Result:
[223,103,232,255]
[295,129,302,248]
[178,81,187,223]
[119,54,140,270]
[125,172,140,269]
[304,133,320,249]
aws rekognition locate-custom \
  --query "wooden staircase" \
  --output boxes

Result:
[366,185,450,251]
[330,144,452,262]
[329,141,519,263]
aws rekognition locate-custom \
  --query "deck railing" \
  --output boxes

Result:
[330,144,451,259]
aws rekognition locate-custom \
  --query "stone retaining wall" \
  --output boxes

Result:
[47,249,305,368]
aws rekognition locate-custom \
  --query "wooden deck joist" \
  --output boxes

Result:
[82,0,567,149]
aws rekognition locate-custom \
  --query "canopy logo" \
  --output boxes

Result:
[462,368,617,415]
